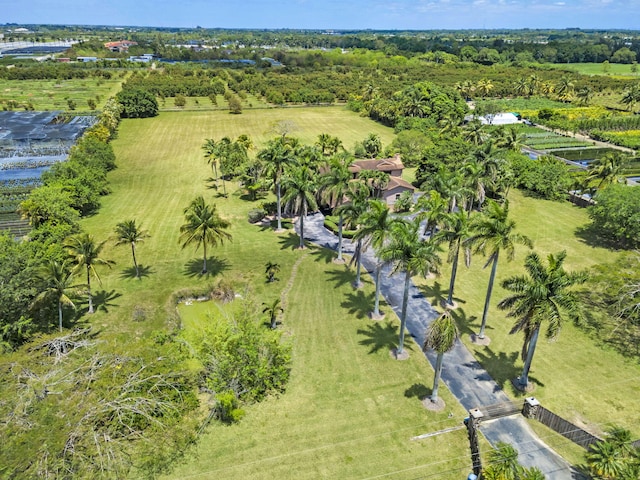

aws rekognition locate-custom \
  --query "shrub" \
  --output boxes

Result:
[248,208,266,224]
[261,201,277,215]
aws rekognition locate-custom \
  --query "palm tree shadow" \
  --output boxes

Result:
[341,290,374,319]
[183,256,229,278]
[325,266,355,289]
[93,289,122,314]
[473,347,545,395]
[357,321,402,354]
[449,308,477,336]
[404,383,431,399]
[278,233,302,251]
[419,280,448,308]
[119,264,154,280]
[310,245,337,264]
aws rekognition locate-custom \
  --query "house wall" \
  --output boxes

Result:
[382,186,414,206]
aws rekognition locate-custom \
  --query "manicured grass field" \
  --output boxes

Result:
[545,62,640,77]
[80,106,639,478]
[0,76,124,111]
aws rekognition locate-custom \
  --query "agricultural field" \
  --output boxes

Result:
[0,76,124,111]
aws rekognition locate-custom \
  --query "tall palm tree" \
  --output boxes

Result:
[576,86,593,106]
[179,196,232,274]
[263,298,284,329]
[202,138,220,191]
[422,310,458,403]
[319,154,353,263]
[353,199,394,318]
[498,251,586,389]
[258,136,299,231]
[281,164,319,249]
[481,442,520,480]
[65,233,114,314]
[415,190,448,238]
[114,219,149,279]
[494,126,525,152]
[460,159,486,212]
[380,218,443,357]
[466,200,533,342]
[432,165,469,214]
[436,210,473,307]
[476,78,494,98]
[556,75,575,103]
[336,181,370,288]
[463,118,487,146]
[32,259,78,331]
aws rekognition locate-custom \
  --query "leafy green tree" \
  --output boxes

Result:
[498,251,586,389]
[65,233,114,314]
[362,133,382,158]
[263,298,284,329]
[114,219,149,279]
[422,310,458,403]
[436,210,472,307]
[115,88,158,118]
[18,184,80,229]
[589,184,640,248]
[353,199,394,318]
[466,200,533,341]
[380,218,442,357]
[179,196,232,274]
[32,260,78,332]
[281,165,319,249]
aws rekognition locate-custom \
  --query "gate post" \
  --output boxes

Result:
[522,397,540,419]
[464,408,484,476]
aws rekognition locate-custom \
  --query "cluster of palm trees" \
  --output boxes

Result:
[34,220,149,332]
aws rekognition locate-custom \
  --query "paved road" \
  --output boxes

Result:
[300,212,578,479]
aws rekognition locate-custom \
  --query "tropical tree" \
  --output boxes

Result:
[620,83,640,112]
[32,259,78,331]
[494,126,525,152]
[463,118,487,146]
[379,218,443,357]
[114,219,149,279]
[179,196,232,274]
[498,251,586,389]
[319,154,353,263]
[281,164,319,249]
[466,200,533,342]
[258,136,299,231]
[556,76,575,102]
[585,426,639,480]
[263,298,284,329]
[415,190,448,238]
[476,78,494,98]
[336,181,370,287]
[460,159,486,212]
[422,310,458,404]
[481,442,544,480]
[265,261,280,283]
[436,210,473,307]
[353,199,394,318]
[432,165,469,213]
[576,86,593,106]
[65,233,114,314]
[586,151,629,190]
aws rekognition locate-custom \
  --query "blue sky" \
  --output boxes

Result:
[4,0,640,30]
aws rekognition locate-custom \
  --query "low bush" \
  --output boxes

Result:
[247,208,266,224]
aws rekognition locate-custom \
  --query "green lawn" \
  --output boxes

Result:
[78,107,640,478]
[545,62,640,77]
[0,76,125,111]
[415,190,640,441]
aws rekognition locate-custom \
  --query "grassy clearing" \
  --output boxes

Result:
[545,63,640,77]
[415,190,640,439]
[0,76,125,111]
[79,108,474,479]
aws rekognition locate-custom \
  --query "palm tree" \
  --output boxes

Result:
[476,78,494,98]
[463,118,487,146]
[498,251,586,389]
[179,196,232,274]
[460,159,486,212]
[265,261,280,283]
[422,310,458,404]
[494,126,525,152]
[415,190,448,238]
[513,77,529,97]
[586,151,629,190]
[263,298,284,329]
[481,442,520,480]
[353,199,394,318]
[32,259,78,331]
[432,165,469,214]
[436,210,473,308]
[258,136,299,231]
[319,154,353,263]
[620,83,640,112]
[380,218,443,357]
[466,200,533,342]
[576,86,593,106]
[336,181,370,288]
[202,138,220,191]
[556,75,575,103]
[114,219,149,279]
[65,233,114,314]
[281,164,319,249]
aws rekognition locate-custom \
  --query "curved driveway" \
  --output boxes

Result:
[300,212,577,479]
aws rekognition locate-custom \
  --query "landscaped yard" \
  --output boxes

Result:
[75,106,639,478]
